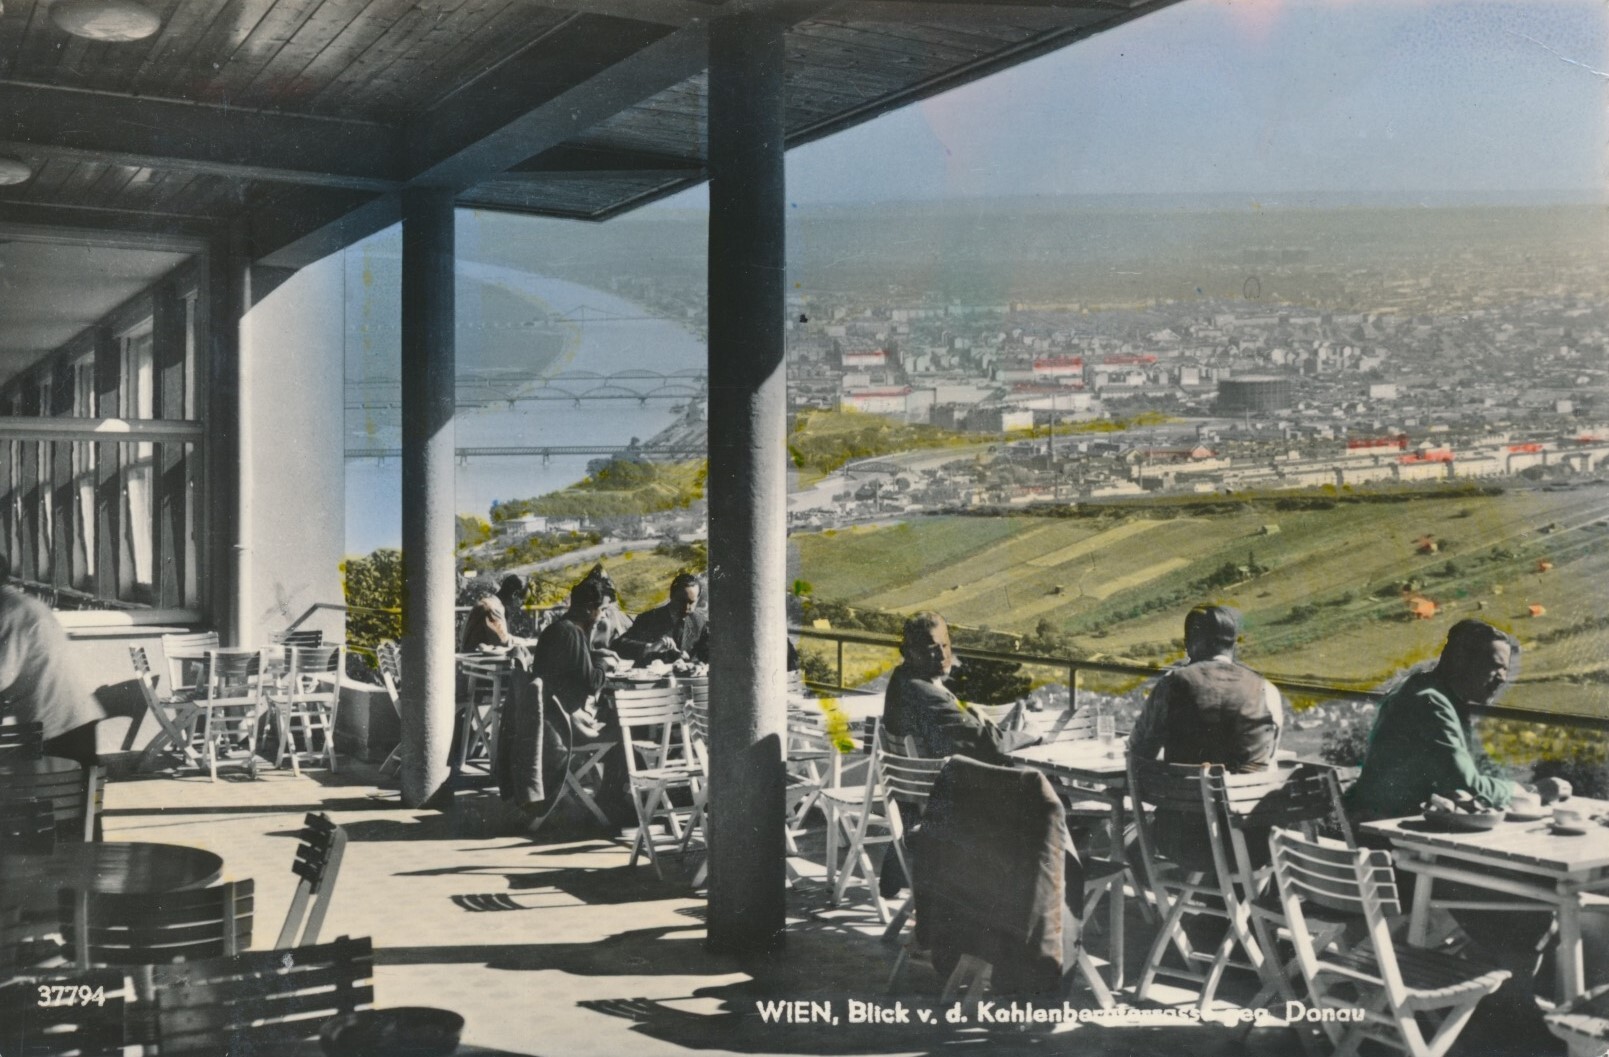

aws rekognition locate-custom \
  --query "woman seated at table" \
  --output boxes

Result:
[1348,619,1608,1039]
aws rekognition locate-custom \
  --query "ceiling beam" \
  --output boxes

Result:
[0,220,208,255]
[508,143,705,175]
[405,16,707,190]
[0,200,219,242]
[251,189,401,271]
[0,83,403,192]
[536,0,719,27]
[819,0,1134,18]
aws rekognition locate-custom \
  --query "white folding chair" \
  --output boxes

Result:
[275,812,348,949]
[196,647,265,781]
[1270,827,1510,1057]
[161,630,219,702]
[130,646,203,771]
[376,641,403,777]
[527,691,615,834]
[614,686,701,879]
[265,645,345,776]
[875,730,947,942]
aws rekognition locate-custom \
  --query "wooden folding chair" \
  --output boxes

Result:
[160,630,219,701]
[0,720,44,760]
[0,795,57,854]
[1130,755,1254,1011]
[1546,983,1609,1057]
[265,644,345,776]
[195,648,265,782]
[60,880,254,968]
[876,730,947,942]
[0,968,133,1057]
[270,628,324,648]
[526,696,615,834]
[152,935,374,1056]
[818,723,896,922]
[968,700,1027,731]
[276,813,348,949]
[1202,762,1356,1025]
[0,758,99,843]
[130,647,203,771]
[1270,828,1510,1057]
[457,656,512,770]
[376,641,404,777]
[614,686,700,879]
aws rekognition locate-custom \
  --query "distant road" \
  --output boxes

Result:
[506,538,663,578]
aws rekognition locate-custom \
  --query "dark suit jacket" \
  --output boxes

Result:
[911,756,1082,996]
[616,603,707,663]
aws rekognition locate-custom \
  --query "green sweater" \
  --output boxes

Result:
[1345,669,1516,822]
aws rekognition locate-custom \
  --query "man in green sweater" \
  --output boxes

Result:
[1347,618,1567,820]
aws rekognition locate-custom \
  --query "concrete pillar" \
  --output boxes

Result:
[705,10,789,953]
[398,190,457,809]
[205,224,251,644]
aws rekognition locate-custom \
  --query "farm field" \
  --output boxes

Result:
[792,486,1609,717]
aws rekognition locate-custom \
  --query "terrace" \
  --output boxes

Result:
[1,1,1606,1055]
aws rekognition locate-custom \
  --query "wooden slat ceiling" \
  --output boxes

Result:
[0,0,1182,372]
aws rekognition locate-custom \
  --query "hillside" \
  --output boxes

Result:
[792,487,1609,718]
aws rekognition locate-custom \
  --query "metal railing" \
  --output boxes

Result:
[790,624,1609,734]
[273,600,1607,735]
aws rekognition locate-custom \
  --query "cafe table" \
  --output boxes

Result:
[1006,736,1154,934]
[1359,797,1609,1003]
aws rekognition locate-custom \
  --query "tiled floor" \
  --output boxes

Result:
[96,763,1549,1057]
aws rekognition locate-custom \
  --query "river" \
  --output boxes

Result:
[343,259,706,555]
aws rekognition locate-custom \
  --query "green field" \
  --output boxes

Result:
[793,488,1609,717]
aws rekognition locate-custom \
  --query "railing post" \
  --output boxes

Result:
[1069,663,1078,712]
[836,639,844,691]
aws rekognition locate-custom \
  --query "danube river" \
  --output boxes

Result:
[343,258,705,556]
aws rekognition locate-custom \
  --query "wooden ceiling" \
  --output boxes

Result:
[0,0,1182,373]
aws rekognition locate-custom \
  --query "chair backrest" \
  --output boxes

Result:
[612,685,684,727]
[0,720,45,760]
[62,880,254,967]
[287,645,345,700]
[1268,827,1404,997]
[0,969,133,1057]
[1031,706,1098,742]
[1126,755,1210,893]
[0,759,96,842]
[276,813,348,949]
[376,640,402,704]
[202,648,263,705]
[152,935,374,1056]
[271,628,324,648]
[874,727,946,810]
[0,795,57,854]
[683,692,711,775]
[161,631,219,696]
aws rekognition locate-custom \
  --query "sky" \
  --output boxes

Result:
[656,0,1609,208]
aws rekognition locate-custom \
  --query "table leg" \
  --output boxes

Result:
[1558,884,1585,1002]
[1407,853,1434,948]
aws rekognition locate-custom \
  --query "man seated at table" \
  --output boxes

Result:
[1347,618,1565,819]
[529,578,632,828]
[883,612,1040,765]
[0,560,104,767]
[1128,604,1283,869]
[616,573,705,665]
[1348,619,1600,1042]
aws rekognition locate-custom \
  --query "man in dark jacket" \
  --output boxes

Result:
[883,612,1038,765]
[617,572,705,664]
[526,577,633,826]
[1128,604,1283,869]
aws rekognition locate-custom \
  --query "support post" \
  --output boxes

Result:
[204,224,251,644]
[398,189,457,809]
[705,10,788,953]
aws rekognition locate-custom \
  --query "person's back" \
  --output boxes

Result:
[1155,659,1280,773]
[0,584,105,763]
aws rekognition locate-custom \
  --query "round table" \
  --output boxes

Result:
[0,840,224,914]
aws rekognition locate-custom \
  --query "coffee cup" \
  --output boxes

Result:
[1553,806,1585,828]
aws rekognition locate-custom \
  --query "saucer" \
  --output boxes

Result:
[1550,823,1588,836]
[1506,808,1547,822]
